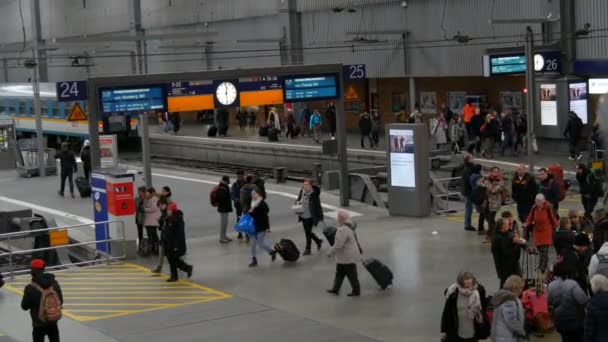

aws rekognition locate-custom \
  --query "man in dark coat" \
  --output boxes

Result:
[217,175,233,244]
[492,218,525,288]
[358,111,373,149]
[164,202,193,282]
[559,233,592,294]
[538,168,560,214]
[461,153,476,232]
[296,179,324,255]
[564,111,584,160]
[325,102,337,138]
[54,142,77,198]
[21,259,63,342]
[511,163,538,223]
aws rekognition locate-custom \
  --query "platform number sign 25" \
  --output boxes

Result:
[55,81,88,102]
[344,64,366,80]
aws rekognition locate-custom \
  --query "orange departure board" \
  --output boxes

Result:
[240,89,284,106]
[167,95,214,112]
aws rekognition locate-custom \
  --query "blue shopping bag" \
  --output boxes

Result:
[234,214,256,235]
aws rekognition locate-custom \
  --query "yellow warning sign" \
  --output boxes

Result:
[67,103,88,121]
[49,229,69,246]
[345,85,359,100]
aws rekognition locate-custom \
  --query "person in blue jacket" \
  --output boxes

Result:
[309,110,322,143]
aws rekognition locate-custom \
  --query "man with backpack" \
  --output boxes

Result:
[564,111,584,161]
[212,175,233,244]
[21,259,63,342]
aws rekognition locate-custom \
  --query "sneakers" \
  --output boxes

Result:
[464,226,476,232]
[248,258,258,268]
[577,153,583,161]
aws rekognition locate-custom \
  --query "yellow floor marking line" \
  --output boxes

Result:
[2,262,232,322]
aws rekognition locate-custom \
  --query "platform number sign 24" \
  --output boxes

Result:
[55,81,88,102]
[344,64,366,80]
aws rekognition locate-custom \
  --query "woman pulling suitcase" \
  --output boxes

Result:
[326,210,361,297]
[295,179,324,255]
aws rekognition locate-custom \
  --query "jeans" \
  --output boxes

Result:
[145,226,160,253]
[60,170,74,195]
[219,212,229,240]
[331,263,360,295]
[33,324,60,342]
[538,245,550,272]
[302,217,322,251]
[582,196,598,219]
[250,231,274,258]
[360,133,373,148]
[166,254,191,280]
[464,196,473,229]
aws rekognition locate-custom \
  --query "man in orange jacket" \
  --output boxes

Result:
[462,100,476,138]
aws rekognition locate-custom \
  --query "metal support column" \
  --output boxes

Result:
[409,77,416,113]
[525,27,536,173]
[30,0,45,176]
[336,68,349,206]
[140,112,152,188]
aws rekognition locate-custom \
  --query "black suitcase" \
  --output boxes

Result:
[362,257,393,290]
[259,126,269,137]
[207,125,218,137]
[322,224,337,246]
[274,239,300,262]
[293,126,301,137]
[75,177,91,197]
[268,128,279,142]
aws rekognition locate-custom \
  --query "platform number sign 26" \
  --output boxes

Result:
[344,64,366,80]
[55,81,88,102]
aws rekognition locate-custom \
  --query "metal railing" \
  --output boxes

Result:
[0,220,126,279]
[430,176,463,215]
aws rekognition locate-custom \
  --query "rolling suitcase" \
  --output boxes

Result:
[274,239,300,262]
[259,125,269,137]
[268,128,279,142]
[362,257,393,290]
[75,177,91,197]
[207,125,218,137]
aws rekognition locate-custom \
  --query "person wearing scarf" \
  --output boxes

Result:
[441,271,489,342]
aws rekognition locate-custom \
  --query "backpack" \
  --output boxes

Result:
[31,282,62,323]
[596,254,608,278]
[548,164,566,201]
[210,185,220,207]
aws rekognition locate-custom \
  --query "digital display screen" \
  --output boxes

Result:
[490,55,526,75]
[168,81,214,97]
[389,129,416,188]
[283,74,339,102]
[540,84,558,126]
[569,82,588,124]
[100,86,166,114]
[589,79,608,94]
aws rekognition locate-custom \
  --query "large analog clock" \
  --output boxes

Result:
[534,54,545,72]
[215,81,238,106]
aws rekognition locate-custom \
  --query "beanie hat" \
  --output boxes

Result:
[31,259,45,270]
[167,202,178,212]
[574,233,591,247]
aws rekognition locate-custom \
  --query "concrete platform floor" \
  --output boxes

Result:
[0,165,580,341]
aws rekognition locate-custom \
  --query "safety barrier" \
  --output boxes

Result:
[0,220,126,279]
[430,174,463,215]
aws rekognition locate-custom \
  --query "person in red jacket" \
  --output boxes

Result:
[525,193,558,273]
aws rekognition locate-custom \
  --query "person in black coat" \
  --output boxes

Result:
[564,111,584,160]
[461,154,476,232]
[55,142,77,198]
[554,217,576,255]
[511,164,538,223]
[559,233,592,295]
[359,111,373,149]
[164,202,193,282]
[585,274,608,342]
[21,259,63,342]
[80,140,91,181]
[538,168,560,214]
[216,176,233,244]
[441,271,489,342]
[248,189,277,267]
[296,179,324,255]
[469,108,484,153]
[492,218,526,288]
[593,209,608,254]
[326,102,337,138]
[576,163,601,219]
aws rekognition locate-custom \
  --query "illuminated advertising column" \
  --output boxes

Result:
[385,124,430,217]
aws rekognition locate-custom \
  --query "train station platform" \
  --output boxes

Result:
[0,164,574,341]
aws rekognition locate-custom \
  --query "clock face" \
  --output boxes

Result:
[216,82,238,105]
[534,54,545,72]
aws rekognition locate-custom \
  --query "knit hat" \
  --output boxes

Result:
[167,202,178,212]
[574,233,591,247]
[30,259,45,270]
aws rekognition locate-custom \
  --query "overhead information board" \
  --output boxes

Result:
[283,74,339,102]
[100,86,166,114]
[167,81,214,112]
[488,51,561,76]
[240,76,283,106]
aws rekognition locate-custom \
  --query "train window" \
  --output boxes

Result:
[19,99,26,115]
[25,99,31,116]
[47,101,56,117]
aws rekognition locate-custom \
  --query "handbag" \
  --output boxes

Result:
[234,214,256,235]
[291,202,303,215]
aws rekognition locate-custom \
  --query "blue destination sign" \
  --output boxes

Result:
[168,81,214,97]
[283,74,338,101]
[100,86,166,114]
